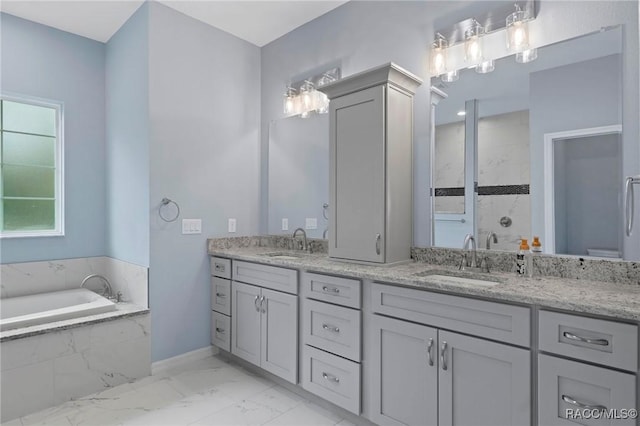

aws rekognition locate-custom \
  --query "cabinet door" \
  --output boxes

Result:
[231,281,261,366]
[370,314,438,426]
[329,85,386,262]
[438,331,530,426]
[260,288,298,384]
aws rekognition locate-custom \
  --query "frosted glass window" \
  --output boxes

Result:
[1,97,63,236]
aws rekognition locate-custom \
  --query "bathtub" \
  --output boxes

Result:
[0,288,116,331]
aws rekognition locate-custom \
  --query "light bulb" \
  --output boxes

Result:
[283,87,297,115]
[506,6,531,53]
[464,22,484,65]
[430,34,448,76]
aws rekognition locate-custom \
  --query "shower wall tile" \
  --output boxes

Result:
[0,314,150,422]
[477,194,532,250]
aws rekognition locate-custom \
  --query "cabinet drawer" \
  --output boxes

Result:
[301,272,361,309]
[539,310,638,372]
[233,261,298,294]
[302,345,360,415]
[210,257,231,279]
[303,299,361,362]
[538,354,636,425]
[211,277,231,316]
[372,283,530,347]
[211,311,231,352]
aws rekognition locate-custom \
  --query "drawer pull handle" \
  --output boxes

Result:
[260,295,266,313]
[216,293,226,298]
[375,233,381,255]
[254,295,260,312]
[214,264,225,272]
[561,395,607,412]
[563,331,609,346]
[322,286,340,294]
[322,324,340,333]
[427,338,434,366]
[441,341,448,371]
[322,372,340,383]
[215,327,225,333]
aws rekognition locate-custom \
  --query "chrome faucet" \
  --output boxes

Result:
[81,274,118,300]
[461,234,478,269]
[486,231,498,250]
[292,228,308,251]
[482,231,499,273]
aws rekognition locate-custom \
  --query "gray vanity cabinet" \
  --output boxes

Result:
[371,314,530,426]
[320,63,422,264]
[230,261,299,384]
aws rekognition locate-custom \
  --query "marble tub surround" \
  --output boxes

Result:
[208,244,640,322]
[411,247,639,285]
[1,256,149,308]
[207,235,328,254]
[0,312,151,422]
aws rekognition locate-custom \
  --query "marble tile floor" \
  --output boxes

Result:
[2,355,356,426]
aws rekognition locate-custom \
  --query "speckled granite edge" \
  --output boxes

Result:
[0,304,149,342]
[412,247,640,286]
[207,236,328,254]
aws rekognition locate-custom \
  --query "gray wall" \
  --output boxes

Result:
[530,54,622,252]
[260,0,639,256]
[0,13,106,263]
[148,2,261,361]
[105,4,150,267]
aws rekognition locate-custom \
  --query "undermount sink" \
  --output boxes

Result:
[260,252,306,260]
[414,269,502,287]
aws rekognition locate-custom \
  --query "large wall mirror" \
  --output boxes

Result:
[268,114,329,238]
[431,27,624,258]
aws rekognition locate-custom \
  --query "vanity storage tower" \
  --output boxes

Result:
[319,63,422,264]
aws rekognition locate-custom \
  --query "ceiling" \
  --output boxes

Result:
[0,0,348,46]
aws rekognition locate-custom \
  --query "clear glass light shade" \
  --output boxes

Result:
[476,60,495,74]
[441,70,459,83]
[283,88,297,115]
[506,8,530,52]
[516,48,538,63]
[464,23,484,65]
[430,35,448,76]
[300,81,315,111]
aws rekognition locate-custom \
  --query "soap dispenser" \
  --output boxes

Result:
[516,238,532,277]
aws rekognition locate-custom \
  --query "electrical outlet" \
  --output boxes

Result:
[305,217,318,230]
[228,218,237,233]
[282,218,289,231]
[182,219,201,234]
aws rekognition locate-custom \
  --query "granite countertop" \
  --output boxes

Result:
[0,303,149,342]
[209,246,640,322]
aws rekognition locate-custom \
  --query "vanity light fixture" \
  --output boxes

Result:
[464,20,485,65]
[282,67,340,118]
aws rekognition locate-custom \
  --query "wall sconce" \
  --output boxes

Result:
[283,68,339,118]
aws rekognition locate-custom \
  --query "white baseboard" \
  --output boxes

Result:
[151,345,219,374]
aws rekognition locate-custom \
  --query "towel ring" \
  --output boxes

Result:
[159,198,180,222]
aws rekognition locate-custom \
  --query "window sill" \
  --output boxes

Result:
[0,230,64,239]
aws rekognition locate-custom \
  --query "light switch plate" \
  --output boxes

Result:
[305,218,318,230]
[182,219,202,234]
[282,218,289,231]
[228,218,237,233]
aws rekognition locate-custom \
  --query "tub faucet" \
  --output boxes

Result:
[81,274,115,300]
[486,231,498,250]
[292,228,308,251]
[461,234,478,270]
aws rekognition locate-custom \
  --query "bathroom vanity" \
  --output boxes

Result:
[208,239,640,426]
